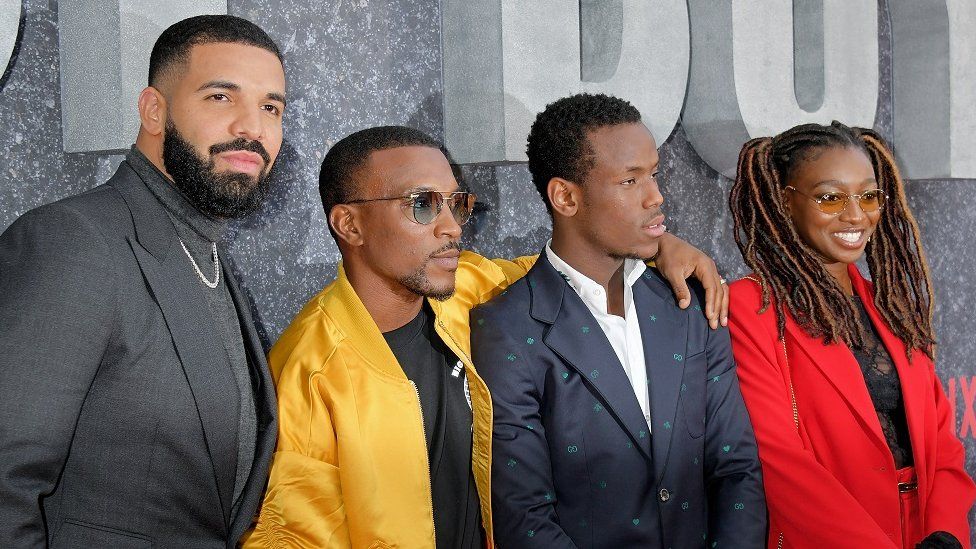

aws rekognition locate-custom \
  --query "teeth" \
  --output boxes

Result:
[833,231,862,243]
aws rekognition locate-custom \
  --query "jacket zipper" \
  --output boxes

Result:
[777,532,784,548]
[436,319,473,365]
[410,380,437,545]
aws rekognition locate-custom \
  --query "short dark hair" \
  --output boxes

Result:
[319,125,445,239]
[148,15,283,87]
[526,93,642,212]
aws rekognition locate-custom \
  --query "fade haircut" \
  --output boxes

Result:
[148,15,283,87]
[730,121,935,359]
[319,125,445,241]
[526,93,642,213]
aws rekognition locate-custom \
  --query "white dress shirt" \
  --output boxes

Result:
[545,241,651,431]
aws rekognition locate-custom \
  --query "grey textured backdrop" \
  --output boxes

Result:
[1,0,974,535]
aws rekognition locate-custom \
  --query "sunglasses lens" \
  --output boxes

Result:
[859,190,884,212]
[411,192,440,225]
[817,193,847,215]
[450,193,476,225]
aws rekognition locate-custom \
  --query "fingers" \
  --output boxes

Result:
[689,256,720,328]
[720,278,730,327]
[663,268,693,309]
[702,271,722,329]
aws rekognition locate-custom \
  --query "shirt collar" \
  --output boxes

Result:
[544,240,646,306]
[126,146,227,243]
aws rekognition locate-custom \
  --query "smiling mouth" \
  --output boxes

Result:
[832,229,867,247]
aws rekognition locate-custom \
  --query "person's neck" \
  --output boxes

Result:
[824,261,854,296]
[343,259,425,333]
[551,230,626,317]
[134,133,174,182]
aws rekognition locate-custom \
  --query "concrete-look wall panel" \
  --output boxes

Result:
[443,0,688,163]
[57,0,226,153]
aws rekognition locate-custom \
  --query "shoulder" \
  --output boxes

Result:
[728,275,766,314]
[4,185,126,242]
[637,266,710,323]
[0,186,133,282]
[471,274,532,322]
[269,282,345,383]
[727,275,782,337]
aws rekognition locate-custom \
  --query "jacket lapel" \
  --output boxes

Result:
[326,264,409,380]
[222,252,276,429]
[222,253,279,539]
[782,272,888,456]
[530,257,653,461]
[849,265,928,476]
[633,270,687,482]
[110,166,238,527]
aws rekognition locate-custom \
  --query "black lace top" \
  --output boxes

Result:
[849,296,914,468]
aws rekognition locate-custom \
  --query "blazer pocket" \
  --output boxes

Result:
[54,519,152,548]
[682,351,707,439]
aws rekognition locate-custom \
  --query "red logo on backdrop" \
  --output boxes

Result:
[945,376,976,439]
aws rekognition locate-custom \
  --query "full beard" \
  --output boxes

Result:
[162,120,273,218]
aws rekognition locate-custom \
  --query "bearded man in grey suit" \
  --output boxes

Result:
[0,15,285,548]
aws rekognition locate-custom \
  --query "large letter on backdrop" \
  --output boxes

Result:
[889,0,976,179]
[58,0,226,153]
[0,0,20,88]
[442,0,689,164]
[683,0,878,178]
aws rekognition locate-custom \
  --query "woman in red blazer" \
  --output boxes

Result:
[727,121,975,549]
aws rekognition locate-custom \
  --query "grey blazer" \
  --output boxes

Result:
[0,161,277,548]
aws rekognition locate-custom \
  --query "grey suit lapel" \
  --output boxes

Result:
[109,164,239,527]
[530,257,653,462]
[222,253,279,541]
[633,270,688,483]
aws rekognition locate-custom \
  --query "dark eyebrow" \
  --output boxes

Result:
[623,163,659,174]
[266,92,287,106]
[812,177,878,190]
[196,81,287,107]
[196,80,239,93]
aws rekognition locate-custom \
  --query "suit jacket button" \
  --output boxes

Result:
[659,488,670,502]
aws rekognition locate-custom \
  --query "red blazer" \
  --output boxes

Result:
[729,265,975,549]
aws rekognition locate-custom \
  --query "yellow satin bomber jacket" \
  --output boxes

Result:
[243,251,535,548]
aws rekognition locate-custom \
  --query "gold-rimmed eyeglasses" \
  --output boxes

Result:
[784,186,886,215]
[345,190,477,225]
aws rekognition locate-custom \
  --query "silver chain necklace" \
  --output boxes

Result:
[178,238,220,289]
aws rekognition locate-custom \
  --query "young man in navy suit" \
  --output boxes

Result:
[470,93,766,548]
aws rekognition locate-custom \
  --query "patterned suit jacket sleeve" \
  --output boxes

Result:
[728,279,899,548]
[471,303,577,549]
[0,204,118,548]
[697,297,767,547]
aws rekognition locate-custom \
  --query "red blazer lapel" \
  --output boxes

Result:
[782,280,890,457]
[848,265,931,492]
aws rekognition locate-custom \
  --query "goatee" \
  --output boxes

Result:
[162,120,273,218]
[398,241,462,301]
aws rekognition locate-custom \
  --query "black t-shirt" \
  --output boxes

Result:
[383,304,482,549]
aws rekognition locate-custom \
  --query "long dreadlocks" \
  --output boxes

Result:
[729,121,936,359]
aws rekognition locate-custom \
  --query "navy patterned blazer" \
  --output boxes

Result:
[470,252,766,548]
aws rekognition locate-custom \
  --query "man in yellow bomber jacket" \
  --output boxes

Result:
[243,126,727,548]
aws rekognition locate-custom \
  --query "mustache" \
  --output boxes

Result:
[430,241,462,258]
[209,138,271,166]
